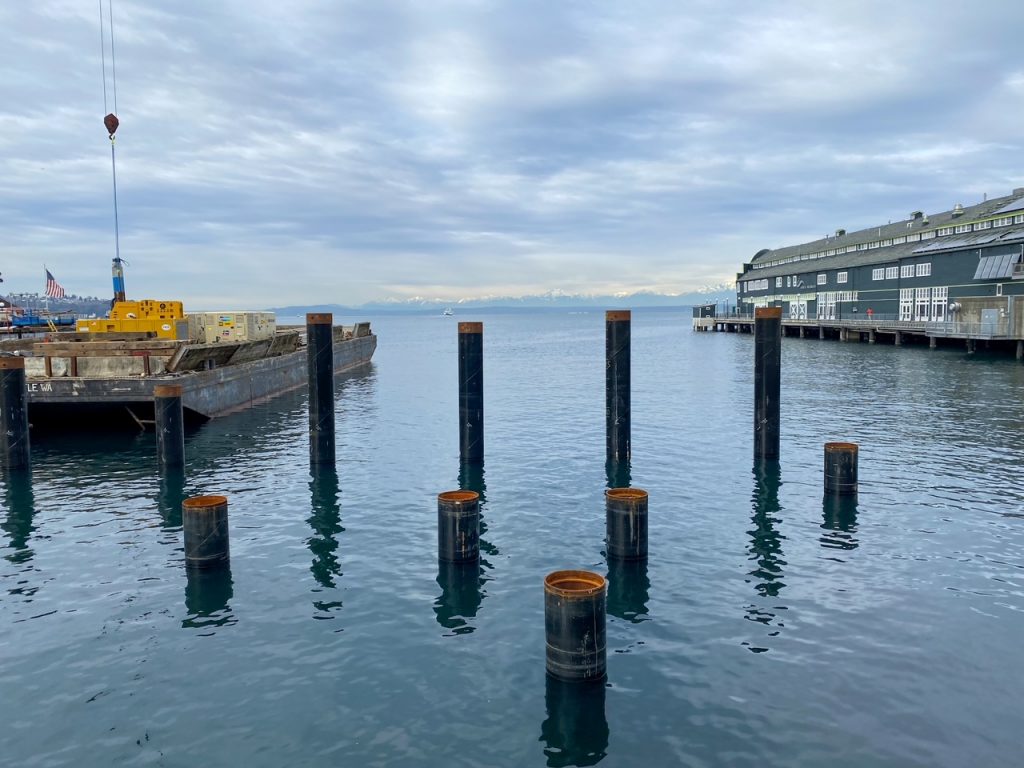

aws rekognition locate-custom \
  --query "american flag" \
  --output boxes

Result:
[45,269,66,299]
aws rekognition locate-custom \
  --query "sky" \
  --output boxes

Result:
[2,0,1024,308]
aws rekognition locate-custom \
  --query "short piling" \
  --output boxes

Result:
[182,495,230,569]
[154,384,185,469]
[438,490,480,563]
[0,356,30,470]
[754,307,782,461]
[306,313,335,466]
[605,487,648,560]
[544,570,607,682]
[824,442,858,496]
[605,310,630,462]
[458,323,484,463]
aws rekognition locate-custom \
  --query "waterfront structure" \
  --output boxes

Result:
[728,188,1024,351]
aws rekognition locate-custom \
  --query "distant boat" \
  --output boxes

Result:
[442,307,454,316]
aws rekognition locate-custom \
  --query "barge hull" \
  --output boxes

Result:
[25,333,376,420]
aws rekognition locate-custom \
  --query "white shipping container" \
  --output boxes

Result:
[199,312,276,343]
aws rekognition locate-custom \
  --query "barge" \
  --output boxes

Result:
[0,322,376,428]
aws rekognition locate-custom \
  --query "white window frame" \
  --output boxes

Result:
[916,263,931,277]
[885,266,898,279]
[775,277,782,288]
[817,273,827,286]
[837,272,848,284]
[899,288,913,321]
[900,265,915,278]
[915,287,931,321]
[872,268,884,281]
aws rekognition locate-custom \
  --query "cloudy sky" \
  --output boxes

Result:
[2,1,1023,308]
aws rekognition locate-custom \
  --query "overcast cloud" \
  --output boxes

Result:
[2,0,1023,307]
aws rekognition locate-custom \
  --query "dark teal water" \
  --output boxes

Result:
[2,309,1023,767]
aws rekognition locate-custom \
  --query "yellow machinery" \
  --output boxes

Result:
[76,300,185,339]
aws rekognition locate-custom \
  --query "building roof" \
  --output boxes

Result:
[742,188,1024,281]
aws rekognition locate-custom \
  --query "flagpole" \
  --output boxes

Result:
[43,266,49,314]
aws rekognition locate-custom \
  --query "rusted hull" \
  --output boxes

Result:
[26,334,376,420]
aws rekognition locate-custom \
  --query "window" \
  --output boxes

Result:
[901,265,915,278]
[906,234,920,242]
[900,288,913,321]
[920,231,935,240]
[886,266,899,279]
[837,272,848,284]
[931,287,947,322]
[975,220,992,230]
[915,287,931,321]
[817,273,827,285]
[776,277,782,288]
[868,241,880,249]
[1014,214,1024,224]
[916,263,931,277]
[893,236,906,245]
[995,216,1013,227]
[997,283,1003,297]
[872,268,885,281]
[954,224,971,234]
[937,227,953,236]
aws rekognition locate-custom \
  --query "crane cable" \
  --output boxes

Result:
[99,0,121,266]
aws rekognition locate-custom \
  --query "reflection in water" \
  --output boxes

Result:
[820,495,859,551]
[2,470,36,565]
[744,461,787,650]
[433,560,482,635]
[157,467,187,529]
[183,566,236,631]
[606,558,650,623]
[309,468,344,619]
[540,676,609,767]
[605,459,631,490]
[459,460,498,558]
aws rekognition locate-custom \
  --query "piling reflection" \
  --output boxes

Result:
[183,566,236,631]
[604,459,631,490]
[433,560,482,635]
[744,461,787,648]
[157,467,187,529]
[820,494,859,551]
[540,677,609,767]
[1,469,36,564]
[606,558,649,623]
[458,460,498,558]
[309,468,344,618]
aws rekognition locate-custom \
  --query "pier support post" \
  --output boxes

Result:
[0,357,30,470]
[437,490,480,563]
[798,326,805,339]
[754,307,782,462]
[306,313,335,466]
[544,570,607,682]
[605,311,631,462]
[966,338,975,354]
[929,337,937,349]
[458,323,484,463]
[824,442,858,496]
[1017,340,1023,361]
[818,325,824,339]
[895,331,902,346]
[182,495,230,569]
[605,488,648,560]
[869,329,876,344]
[154,384,185,470]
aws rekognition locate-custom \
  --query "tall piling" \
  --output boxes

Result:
[458,322,484,463]
[824,442,858,496]
[753,307,782,461]
[605,487,648,560]
[544,570,607,682]
[438,490,480,562]
[154,384,185,470]
[541,675,609,765]
[605,310,631,462]
[306,313,335,466]
[182,495,230,569]
[0,357,30,470]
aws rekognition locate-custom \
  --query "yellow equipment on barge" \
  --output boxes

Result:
[77,300,185,339]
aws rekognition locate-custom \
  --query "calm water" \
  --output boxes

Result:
[2,308,1023,767]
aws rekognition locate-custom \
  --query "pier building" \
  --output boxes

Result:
[708,188,1024,356]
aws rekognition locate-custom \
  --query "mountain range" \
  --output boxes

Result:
[269,286,736,315]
